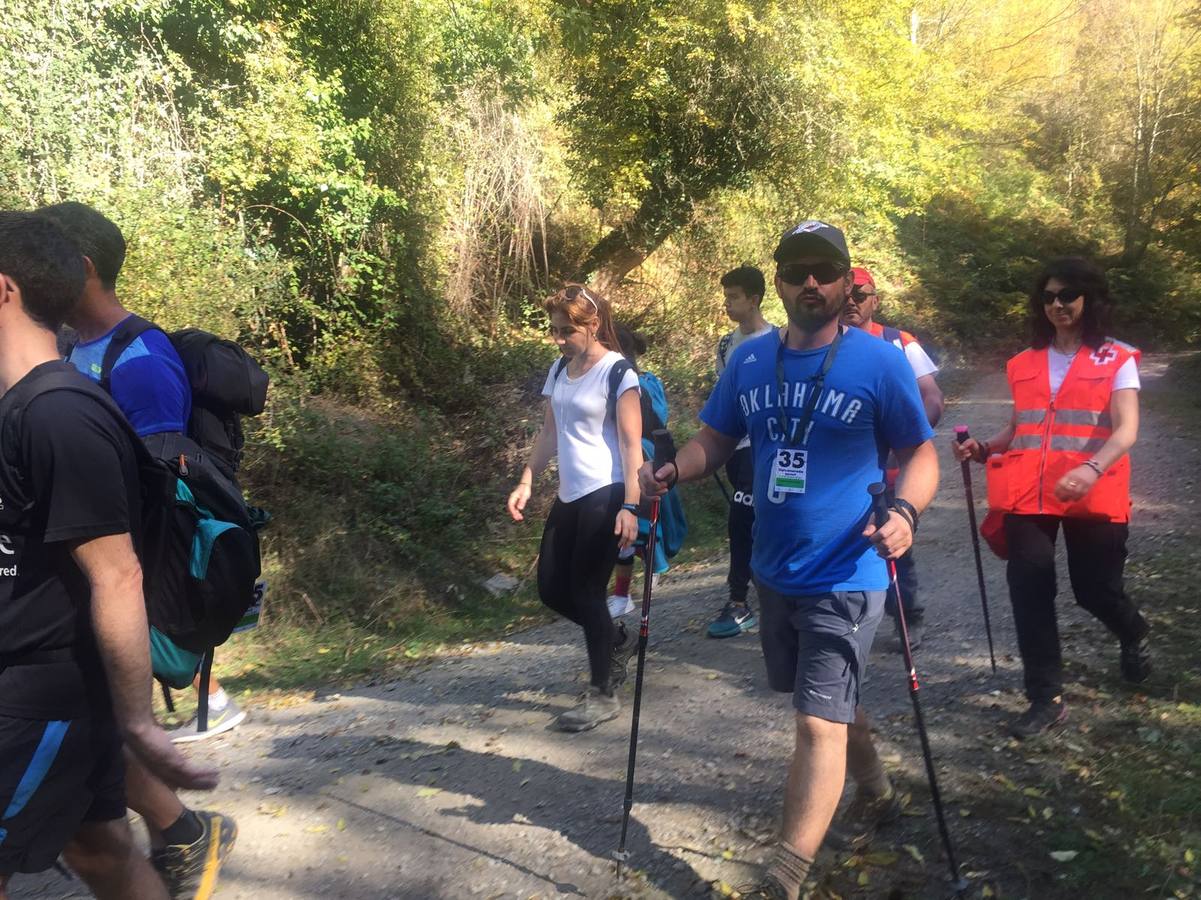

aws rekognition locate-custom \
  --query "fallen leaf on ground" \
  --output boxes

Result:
[416,786,442,798]
[903,844,924,864]
[1049,850,1078,862]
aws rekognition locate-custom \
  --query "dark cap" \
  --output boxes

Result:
[773,220,851,267]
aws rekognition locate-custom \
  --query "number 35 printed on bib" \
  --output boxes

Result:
[770,448,808,495]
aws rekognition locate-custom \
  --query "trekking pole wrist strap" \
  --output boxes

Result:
[890,498,919,534]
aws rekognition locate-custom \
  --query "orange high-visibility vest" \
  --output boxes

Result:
[866,321,918,350]
[986,339,1139,522]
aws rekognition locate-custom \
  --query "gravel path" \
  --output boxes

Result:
[12,357,1189,900]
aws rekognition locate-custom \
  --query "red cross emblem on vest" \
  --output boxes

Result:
[1090,345,1117,366]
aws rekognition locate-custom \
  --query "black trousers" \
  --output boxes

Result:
[538,483,623,690]
[725,446,755,604]
[1004,513,1148,703]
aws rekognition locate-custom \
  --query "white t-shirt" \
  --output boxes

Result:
[717,323,775,450]
[716,322,775,376]
[542,351,641,503]
[1048,347,1140,398]
[903,341,938,380]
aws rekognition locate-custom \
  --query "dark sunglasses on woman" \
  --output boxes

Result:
[1041,287,1084,305]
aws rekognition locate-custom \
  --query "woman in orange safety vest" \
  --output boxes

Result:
[952,258,1149,740]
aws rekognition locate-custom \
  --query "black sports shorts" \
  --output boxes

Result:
[0,712,125,875]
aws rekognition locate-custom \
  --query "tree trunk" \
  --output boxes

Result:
[578,182,695,294]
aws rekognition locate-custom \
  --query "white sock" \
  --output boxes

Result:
[207,687,229,712]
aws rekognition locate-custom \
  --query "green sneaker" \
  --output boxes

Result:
[707,602,757,638]
[151,810,237,900]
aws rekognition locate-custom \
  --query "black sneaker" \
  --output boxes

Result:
[1009,699,1067,739]
[824,786,902,850]
[1120,635,1152,683]
[151,810,237,900]
[608,623,638,690]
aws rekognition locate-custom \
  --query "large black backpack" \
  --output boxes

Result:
[98,315,269,478]
[0,366,261,655]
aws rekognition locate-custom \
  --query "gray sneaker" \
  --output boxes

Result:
[608,623,638,690]
[167,697,247,743]
[555,687,619,732]
[823,786,902,850]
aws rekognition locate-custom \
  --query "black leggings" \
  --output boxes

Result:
[1005,513,1148,703]
[538,483,624,690]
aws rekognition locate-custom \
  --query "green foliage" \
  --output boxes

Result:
[6,0,1201,650]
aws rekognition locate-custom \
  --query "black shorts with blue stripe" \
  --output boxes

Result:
[0,712,124,875]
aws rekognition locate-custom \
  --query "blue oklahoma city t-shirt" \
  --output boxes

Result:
[68,317,191,437]
[701,326,933,595]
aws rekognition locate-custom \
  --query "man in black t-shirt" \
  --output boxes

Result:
[0,212,216,898]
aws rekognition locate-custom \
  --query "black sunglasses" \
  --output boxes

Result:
[1040,287,1084,305]
[850,286,877,302]
[777,261,847,286]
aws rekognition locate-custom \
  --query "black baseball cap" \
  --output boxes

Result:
[773,220,851,267]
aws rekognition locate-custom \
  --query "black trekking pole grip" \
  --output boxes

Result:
[651,429,677,472]
[868,481,889,529]
[955,425,998,674]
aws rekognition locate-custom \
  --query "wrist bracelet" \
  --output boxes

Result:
[890,497,920,534]
[621,503,639,514]
[1084,459,1104,476]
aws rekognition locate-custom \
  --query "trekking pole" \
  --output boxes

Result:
[870,483,969,899]
[954,426,997,674]
[614,428,677,878]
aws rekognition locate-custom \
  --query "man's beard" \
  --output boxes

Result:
[786,292,841,331]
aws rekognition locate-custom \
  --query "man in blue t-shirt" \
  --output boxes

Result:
[37,202,238,898]
[641,221,938,900]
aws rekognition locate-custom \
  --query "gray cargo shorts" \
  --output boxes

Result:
[754,580,887,724]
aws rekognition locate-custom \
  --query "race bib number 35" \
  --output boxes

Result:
[771,448,808,494]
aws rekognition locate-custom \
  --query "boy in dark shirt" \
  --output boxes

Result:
[0,212,216,899]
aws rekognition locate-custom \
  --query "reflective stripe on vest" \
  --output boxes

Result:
[999,340,1138,521]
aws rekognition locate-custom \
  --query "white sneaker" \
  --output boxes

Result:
[167,697,247,743]
[607,594,635,618]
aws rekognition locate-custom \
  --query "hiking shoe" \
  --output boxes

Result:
[167,697,247,744]
[151,810,237,900]
[607,593,635,618]
[608,623,638,691]
[730,879,790,900]
[1009,699,1067,739]
[555,687,619,733]
[1120,635,1152,683]
[823,786,902,851]
[708,602,757,638]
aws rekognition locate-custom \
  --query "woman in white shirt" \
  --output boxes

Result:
[507,284,643,732]
[953,258,1148,739]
